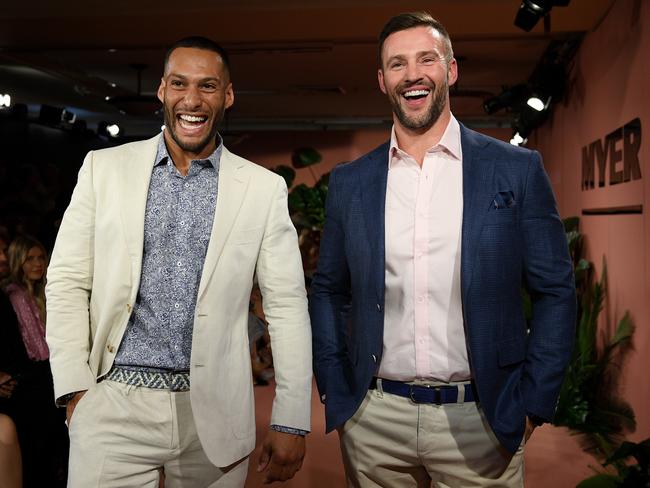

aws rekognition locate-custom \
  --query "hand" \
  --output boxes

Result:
[65,390,87,427]
[524,416,537,443]
[0,371,17,399]
[256,429,306,484]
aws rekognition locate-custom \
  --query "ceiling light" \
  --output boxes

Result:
[107,124,121,137]
[97,121,122,138]
[510,132,526,146]
[527,96,545,111]
[0,93,11,108]
[514,0,571,32]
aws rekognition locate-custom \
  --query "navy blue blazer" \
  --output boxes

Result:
[309,125,576,454]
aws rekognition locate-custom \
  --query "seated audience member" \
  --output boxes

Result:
[1,235,68,487]
[0,413,22,488]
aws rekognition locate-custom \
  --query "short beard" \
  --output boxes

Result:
[163,104,224,154]
[389,79,448,131]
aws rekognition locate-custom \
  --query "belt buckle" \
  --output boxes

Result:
[408,384,441,404]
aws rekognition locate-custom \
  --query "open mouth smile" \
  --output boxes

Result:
[176,113,209,134]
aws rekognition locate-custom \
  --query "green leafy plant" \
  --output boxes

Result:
[272,147,330,232]
[576,438,650,488]
[552,217,636,460]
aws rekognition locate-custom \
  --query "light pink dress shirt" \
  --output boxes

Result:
[378,115,471,383]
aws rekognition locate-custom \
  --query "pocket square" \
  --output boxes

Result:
[493,191,516,209]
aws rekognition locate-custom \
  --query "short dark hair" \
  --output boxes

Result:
[378,12,454,67]
[164,36,231,78]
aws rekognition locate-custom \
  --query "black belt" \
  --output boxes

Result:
[370,377,475,404]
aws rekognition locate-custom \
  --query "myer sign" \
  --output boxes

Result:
[581,118,642,190]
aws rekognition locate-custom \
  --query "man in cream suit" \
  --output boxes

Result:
[46,37,311,487]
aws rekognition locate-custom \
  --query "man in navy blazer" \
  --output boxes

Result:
[310,12,576,487]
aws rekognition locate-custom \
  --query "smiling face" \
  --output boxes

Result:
[22,246,46,283]
[157,47,234,159]
[378,26,457,132]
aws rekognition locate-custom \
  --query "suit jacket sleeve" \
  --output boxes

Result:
[45,152,97,402]
[309,168,352,401]
[255,177,312,431]
[520,150,576,422]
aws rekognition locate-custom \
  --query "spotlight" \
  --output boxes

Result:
[483,84,527,115]
[510,132,526,146]
[0,93,11,108]
[514,0,571,32]
[526,96,546,111]
[107,124,120,137]
[97,121,122,138]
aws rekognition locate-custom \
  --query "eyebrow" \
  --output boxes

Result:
[167,74,222,84]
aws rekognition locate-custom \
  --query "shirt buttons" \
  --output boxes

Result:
[174,303,180,309]
[417,296,425,303]
[177,261,182,267]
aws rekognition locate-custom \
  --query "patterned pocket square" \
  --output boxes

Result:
[493,191,516,209]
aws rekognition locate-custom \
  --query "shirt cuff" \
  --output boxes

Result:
[270,424,309,436]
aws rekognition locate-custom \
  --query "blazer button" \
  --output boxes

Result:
[372,354,377,363]
[376,303,382,312]
[126,303,132,313]
[107,345,115,353]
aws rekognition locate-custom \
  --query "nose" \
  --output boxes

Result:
[404,61,423,84]
[182,85,202,110]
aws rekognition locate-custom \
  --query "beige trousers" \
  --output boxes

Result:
[339,382,524,488]
[67,380,248,488]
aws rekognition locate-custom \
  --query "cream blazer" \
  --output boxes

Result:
[45,134,312,467]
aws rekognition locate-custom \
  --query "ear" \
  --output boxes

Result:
[378,69,387,95]
[447,58,458,87]
[224,82,235,110]
[157,78,166,104]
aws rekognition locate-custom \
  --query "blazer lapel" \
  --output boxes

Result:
[197,147,249,302]
[460,125,494,297]
[119,134,160,283]
[359,143,389,304]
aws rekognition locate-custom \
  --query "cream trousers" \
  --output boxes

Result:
[339,381,524,488]
[67,379,248,488]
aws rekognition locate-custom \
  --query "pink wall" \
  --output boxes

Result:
[232,127,512,185]
[527,0,649,485]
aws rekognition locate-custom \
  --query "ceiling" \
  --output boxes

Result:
[0,0,616,137]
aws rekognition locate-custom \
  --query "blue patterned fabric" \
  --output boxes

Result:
[114,135,221,371]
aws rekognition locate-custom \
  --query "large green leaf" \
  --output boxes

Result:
[273,165,296,188]
[576,473,621,488]
[291,147,322,168]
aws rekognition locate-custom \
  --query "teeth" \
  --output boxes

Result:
[179,114,206,122]
[404,89,430,98]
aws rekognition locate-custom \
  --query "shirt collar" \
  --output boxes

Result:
[389,113,462,166]
[154,132,223,170]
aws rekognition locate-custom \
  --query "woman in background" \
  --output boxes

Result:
[2,235,68,487]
